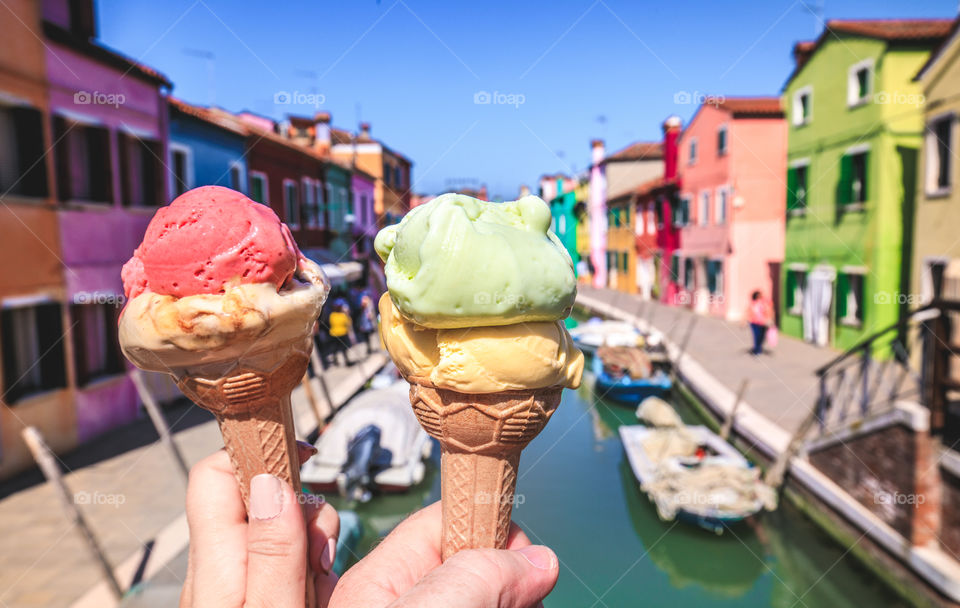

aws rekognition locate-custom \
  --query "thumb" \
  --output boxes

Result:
[389,545,558,608]
[244,474,307,608]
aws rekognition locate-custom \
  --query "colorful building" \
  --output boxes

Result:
[781,19,951,349]
[654,117,684,304]
[45,0,172,445]
[913,19,960,303]
[542,174,580,271]
[588,141,608,288]
[331,122,412,227]
[167,98,248,196]
[633,176,662,300]
[676,97,786,320]
[0,0,68,477]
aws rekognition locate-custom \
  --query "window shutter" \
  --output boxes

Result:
[859,152,868,202]
[838,154,852,206]
[37,303,66,390]
[54,116,71,201]
[836,273,849,319]
[786,167,797,211]
[785,271,796,310]
[13,108,48,197]
[90,127,112,203]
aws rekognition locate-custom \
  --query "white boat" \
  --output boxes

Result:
[620,403,775,533]
[570,319,642,355]
[300,379,433,501]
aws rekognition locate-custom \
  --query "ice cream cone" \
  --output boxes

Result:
[177,348,308,508]
[406,377,562,560]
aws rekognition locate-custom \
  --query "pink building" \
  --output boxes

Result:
[676,97,785,321]
[44,0,172,441]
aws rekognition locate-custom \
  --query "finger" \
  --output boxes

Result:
[389,545,559,608]
[331,501,532,607]
[297,440,318,464]
[302,496,341,606]
[244,474,307,608]
[184,449,248,608]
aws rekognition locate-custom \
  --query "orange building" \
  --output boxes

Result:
[0,0,72,475]
[331,122,413,226]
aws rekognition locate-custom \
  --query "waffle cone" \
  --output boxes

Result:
[406,378,562,561]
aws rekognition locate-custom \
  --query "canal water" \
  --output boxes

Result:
[327,367,905,607]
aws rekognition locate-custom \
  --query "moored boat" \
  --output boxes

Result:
[592,348,672,404]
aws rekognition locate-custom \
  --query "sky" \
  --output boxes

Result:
[99,0,956,200]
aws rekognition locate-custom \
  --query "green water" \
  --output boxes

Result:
[326,375,905,607]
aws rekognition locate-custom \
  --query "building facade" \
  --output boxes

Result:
[913,21,960,303]
[0,0,69,477]
[676,98,786,320]
[167,98,248,197]
[781,19,950,349]
[45,0,172,445]
[655,117,684,304]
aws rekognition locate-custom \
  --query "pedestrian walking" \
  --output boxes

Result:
[328,303,355,366]
[355,294,378,355]
[747,290,773,356]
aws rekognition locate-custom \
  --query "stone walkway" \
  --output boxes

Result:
[0,343,386,608]
[577,286,839,436]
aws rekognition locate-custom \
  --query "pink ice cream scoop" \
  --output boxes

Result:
[122,186,300,299]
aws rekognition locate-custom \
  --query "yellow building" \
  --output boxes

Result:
[914,21,960,302]
[331,121,413,226]
[606,195,635,294]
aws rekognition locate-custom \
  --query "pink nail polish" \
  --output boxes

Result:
[320,537,336,573]
[250,474,283,520]
[517,545,556,570]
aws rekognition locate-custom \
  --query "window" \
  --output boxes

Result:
[383,162,391,186]
[621,252,628,272]
[229,162,246,193]
[646,207,655,235]
[315,181,325,228]
[926,114,953,195]
[119,134,162,206]
[922,258,948,303]
[250,171,268,204]
[698,192,709,226]
[394,166,402,189]
[839,149,868,207]
[71,303,123,386]
[785,269,807,314]
[283,179,299,228]
[1,302,66,403]
[787,162,808,214]
[715,188,728,224]
[169,144,192,197]
[0,105,48,197]
[673,196,690,227]
[302,177,318,228]
[706,259,723,295]
[847,59,873,107]
[655,198,664,228]
[792,86,812,126]
[54,118,111,203]
[717,125,728,156]
[837,271,864,327]
[670,254,680,284]
[558,214,567,235]
[634,206,643,236]
[683,258,695,290]
[688,138,698,165]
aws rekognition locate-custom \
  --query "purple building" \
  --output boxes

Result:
[44,0,172,441]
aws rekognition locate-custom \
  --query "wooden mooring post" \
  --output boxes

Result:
[131,370,189,482]
[720,379,749,441]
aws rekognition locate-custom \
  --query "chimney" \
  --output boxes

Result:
[591,139,605,166]
[478,184,488,201]
[359,122,371,141]
[519,184,530,197]
[661,116,682,181]
[314,111,331,155]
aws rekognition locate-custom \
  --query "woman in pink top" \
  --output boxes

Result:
[747,290,772,355]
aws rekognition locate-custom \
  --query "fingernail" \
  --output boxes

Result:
[320,537,336,573]
[517,545,556,570]
[250,474,284,520]
[297,440,319,456]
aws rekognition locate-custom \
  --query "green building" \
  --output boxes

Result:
[325,161,354,257]
[780,19,950,351]
[548,176,583,271]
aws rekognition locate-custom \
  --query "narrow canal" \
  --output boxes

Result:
[327,364,905,607]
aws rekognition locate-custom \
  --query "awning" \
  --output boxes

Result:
[302,249,365,284]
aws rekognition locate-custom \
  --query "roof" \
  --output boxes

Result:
[331,128,353,145]
[784,18,953,88]
[703,96,783,117]
[915,16,960,81]
[603,141,662,163]
[168,98,248,136]
[43,22,172,88]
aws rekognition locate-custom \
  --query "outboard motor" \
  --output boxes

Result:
[336,425,382,502]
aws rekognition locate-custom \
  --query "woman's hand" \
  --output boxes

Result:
[181,443,341,607]
[330,502,559,608]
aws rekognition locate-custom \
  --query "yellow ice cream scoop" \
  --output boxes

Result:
[379,294,583,394]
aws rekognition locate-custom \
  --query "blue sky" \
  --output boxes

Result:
[100,0,955,200]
